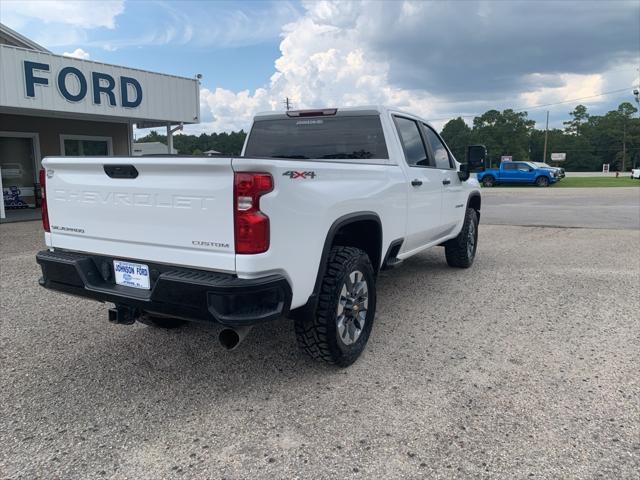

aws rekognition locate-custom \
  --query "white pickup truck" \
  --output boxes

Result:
[37,106,485,367]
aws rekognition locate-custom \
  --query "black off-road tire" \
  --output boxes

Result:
[137,313,186,329]
[535,176,549,187]
[445,208,478,268]
[482,176,495,187]
[294,246,376,367]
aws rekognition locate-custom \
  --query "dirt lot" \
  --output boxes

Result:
[1,189,639,479]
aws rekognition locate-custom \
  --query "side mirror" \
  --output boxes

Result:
[458,144,486,181]
[457,163,470,181]
[466,145,487,172]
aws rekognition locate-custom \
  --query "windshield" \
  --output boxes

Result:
[244,115,389,160]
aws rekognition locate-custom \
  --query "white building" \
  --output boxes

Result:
[132,142,178,156]
[0,23,200,221]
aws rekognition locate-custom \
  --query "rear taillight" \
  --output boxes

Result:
[234,172,273,254]
[39,168,50,232]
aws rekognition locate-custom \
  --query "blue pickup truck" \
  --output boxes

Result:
[477,161,559,187]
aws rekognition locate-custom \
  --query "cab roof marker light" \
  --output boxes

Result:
[286,108,338,118]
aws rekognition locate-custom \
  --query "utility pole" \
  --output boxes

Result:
[622,118,626,172]
[284,97,292,111]
[542,110,549,163]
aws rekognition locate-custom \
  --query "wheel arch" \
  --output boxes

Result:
[324,212,383,274]
[289,212,383,319]
[467,192,481,221]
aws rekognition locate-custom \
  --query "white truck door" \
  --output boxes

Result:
[422,125,465,232]
[392,115,444,252]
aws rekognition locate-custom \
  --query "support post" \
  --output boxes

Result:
[622,119,626,172]
[166,123,173,154]
[542,110,549,163]
[166,123,183,154]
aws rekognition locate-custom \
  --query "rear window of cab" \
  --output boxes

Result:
[244,115,389,160]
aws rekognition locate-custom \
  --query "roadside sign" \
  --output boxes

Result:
[551,153,566,161]
[501,155,512,162]
[602,164,610,173]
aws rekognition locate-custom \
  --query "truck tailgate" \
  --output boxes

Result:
[42,156,236,272]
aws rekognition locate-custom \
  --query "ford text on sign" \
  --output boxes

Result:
[25,61,143,108]
[0,45,199,124]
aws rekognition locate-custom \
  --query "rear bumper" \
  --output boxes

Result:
[36,249,291,327]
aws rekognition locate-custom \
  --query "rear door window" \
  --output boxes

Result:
[244,115,388,160]
[393,116,431,167]
[422,126,453,169]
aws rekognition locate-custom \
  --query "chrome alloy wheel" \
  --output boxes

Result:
[336,270,369,345]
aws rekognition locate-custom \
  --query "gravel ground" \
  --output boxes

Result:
[481,187,640,230]
[1,216,639,479]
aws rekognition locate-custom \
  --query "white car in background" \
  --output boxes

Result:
[631,168,640,179]
[533,162,565,178]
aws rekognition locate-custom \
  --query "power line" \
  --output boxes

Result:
[428,86,639,122]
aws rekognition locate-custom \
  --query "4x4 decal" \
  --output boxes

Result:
[282,171,316,179]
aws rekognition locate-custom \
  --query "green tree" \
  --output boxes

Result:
[440,117,471,161]
[136,130,166,144]
[563,104,589,135]
[472,109,535,167]
[135,130,247,155]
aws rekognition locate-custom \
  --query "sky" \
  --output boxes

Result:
[1,0,639,135]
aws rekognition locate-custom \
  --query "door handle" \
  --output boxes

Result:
[442,179,451,185]
[411,179,423,187]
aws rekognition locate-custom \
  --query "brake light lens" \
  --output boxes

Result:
[39,168,50,232]
[234,172,273,254]
[286,108,337,117]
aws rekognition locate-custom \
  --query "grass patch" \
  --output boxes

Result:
[484,176,640,188]
[551,177,640,188]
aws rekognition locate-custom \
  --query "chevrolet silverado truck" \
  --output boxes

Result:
[477,160,559,187]
[36,106,485,367]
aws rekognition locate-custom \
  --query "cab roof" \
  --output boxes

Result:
[253,105,436,129]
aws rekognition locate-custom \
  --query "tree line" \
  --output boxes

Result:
[136,130,247,156]
[440,102,639,171]
[136,102,640,171]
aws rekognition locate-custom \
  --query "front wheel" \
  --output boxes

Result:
[535,176,550,187]
[445,208,478,268]
[482,176,495,187]
[294,246,376,367]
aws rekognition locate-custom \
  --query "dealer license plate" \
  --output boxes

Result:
[113,260,150,290]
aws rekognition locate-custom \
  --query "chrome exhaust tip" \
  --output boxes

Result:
[218,326,253,350]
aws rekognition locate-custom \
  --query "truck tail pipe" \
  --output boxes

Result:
[218,325,253,350]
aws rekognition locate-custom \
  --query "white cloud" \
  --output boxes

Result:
[63,48,91,60]
[196,0,638,133]
[88,1,301,51]
[1,0,124,29]
[198,5,438,132]
[518,73,605,108]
